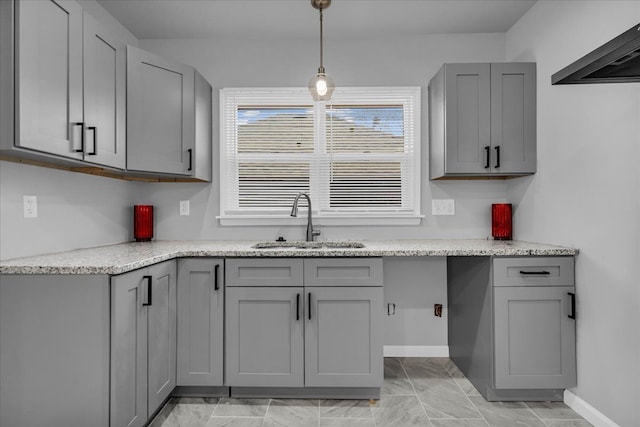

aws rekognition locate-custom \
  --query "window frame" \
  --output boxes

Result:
[218,87,422,226]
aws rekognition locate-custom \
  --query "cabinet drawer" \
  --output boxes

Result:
[226,258,303,287]
[304,258,383,287]
[493,257,574,287]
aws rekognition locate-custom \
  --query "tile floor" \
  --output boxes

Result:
[149,357,591,427]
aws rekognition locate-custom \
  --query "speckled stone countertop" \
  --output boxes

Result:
[0,239,578,275]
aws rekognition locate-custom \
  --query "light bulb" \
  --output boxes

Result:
[316,78,328,96]
[309,71,335,101]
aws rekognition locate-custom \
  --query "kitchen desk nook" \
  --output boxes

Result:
[0,239,578,427]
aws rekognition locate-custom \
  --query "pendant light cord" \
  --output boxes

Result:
[319,7,324,70]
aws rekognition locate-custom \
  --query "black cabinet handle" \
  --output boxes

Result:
[87,126,97,155]
[494,145,500,168]
[308,292,312,320]
[484,146,490,169]
[187,149,193,171]
[296,293,300,321]
[72,122,85,153]
[143,275,152,306]
[214,264,220,291]
[568,292,576,319]
[519,270,550,275]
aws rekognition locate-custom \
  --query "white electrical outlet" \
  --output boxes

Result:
[179,200,190,216]
[432,199,455,216]
[23,195,38,218]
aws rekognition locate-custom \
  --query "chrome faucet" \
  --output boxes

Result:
[290,192,320,242]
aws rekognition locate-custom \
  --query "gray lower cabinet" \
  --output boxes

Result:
[225,258,383,393]
[226,286,305,387]
[494,285,576,389]
[176,258,224,386]
[1,274,111,427]
[111,260,177,427]
[305,286,383,387]
[448,256,576,401]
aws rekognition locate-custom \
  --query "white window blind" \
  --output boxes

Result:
[219,87,421,225]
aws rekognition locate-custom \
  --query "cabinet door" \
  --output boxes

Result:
[305,287,383,387]
[494,286,576,389]
[16,0,83,159]
[177,259,224,386]
[147,261,177,415]
[82,12,126,169]
[226,287,304,387]
[111,269,148,427]
[127,46,194,175]
[490,63,536,174]
[444,63,491,174]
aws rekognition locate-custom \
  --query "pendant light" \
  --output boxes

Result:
[309,0,335,101]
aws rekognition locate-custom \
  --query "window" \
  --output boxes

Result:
[219,87,421,225]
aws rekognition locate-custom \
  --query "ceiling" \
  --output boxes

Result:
[96,0,537,40]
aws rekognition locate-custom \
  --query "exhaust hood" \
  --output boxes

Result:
[552,23,640,84]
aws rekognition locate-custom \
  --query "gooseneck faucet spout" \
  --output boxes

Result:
[290,192,320,242]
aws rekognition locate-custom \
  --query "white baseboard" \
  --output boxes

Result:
[383,345,449,357]
[564,389,620,427]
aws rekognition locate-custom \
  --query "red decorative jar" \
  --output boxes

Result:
[134,205,154,241]
[492,203,512,240]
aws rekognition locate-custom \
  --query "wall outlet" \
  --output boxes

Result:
[432,199,455,215]
[179,200,190,216]
[23,195,38,218]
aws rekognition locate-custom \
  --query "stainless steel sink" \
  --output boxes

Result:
[251,241,365,249]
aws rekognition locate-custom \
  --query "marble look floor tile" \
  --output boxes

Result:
[319,418,376,427]
[370,395,432,427]
[263,399,319,427]
[382,358,415,395]
[401,357,451,380]
[160,397,219,427]
[213,398,270,417]
[544,420,593,427]
[319,399,373,418]
[149,398,178,427]
[437,360,481,396]
[469,397,546,427]
[430,419,490,427]
[205,418,264,427]
[416,378,482,419]
[525,402,586,421]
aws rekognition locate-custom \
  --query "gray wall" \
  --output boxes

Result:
[137,33,508,242]
[505,2,640,426]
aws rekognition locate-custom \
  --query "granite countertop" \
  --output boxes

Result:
[0,239,578,275]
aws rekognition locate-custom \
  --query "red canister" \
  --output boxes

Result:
[134,205,154,241]
[492,203,512,240]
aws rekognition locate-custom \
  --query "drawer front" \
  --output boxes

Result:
[493,257,574,287]
[304,258,383,287]
[226,258,303,287]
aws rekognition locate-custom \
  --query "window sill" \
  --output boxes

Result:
[217,215,424,226]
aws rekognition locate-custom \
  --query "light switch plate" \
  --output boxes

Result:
[432,199,455,216]
[179,200,190,216]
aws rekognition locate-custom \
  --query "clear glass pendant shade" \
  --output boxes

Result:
[309,68,335,101]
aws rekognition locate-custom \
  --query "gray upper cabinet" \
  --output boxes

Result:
[82,11,127,169]
[127,46,212,181]
[177,258,224,386]
[1,0,126,169]
[429,62,536,179]
[111,260,176,427]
